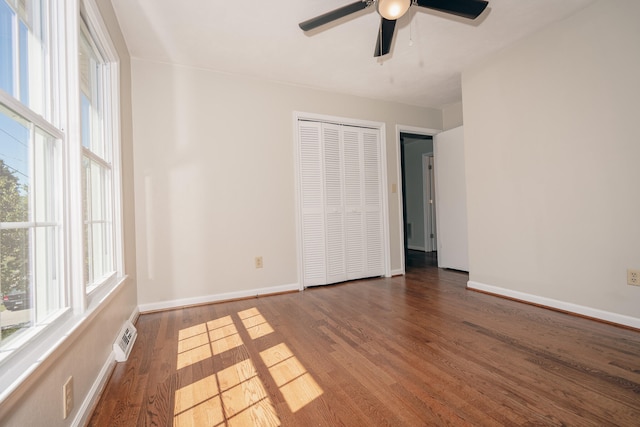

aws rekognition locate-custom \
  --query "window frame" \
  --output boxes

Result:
[0,0,68,363]
[0,0,126,399]
[77,4,123,298]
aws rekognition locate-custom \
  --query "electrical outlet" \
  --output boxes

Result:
[628,269,640,286]
[63,376,73,419]
[255,256,263,269]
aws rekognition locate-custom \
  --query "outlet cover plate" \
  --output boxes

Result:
[63,376,73,419]
[628,269,640,286]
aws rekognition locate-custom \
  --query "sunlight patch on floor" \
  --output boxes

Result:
[174,307,323,425]
[260,343,323,412]
[208,317,244,357]
[174,375,224,427]
[239,308,275,340]
[173,358,279,427]
[177,322,221,369]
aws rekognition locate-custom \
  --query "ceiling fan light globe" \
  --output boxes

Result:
[377,0,411,20]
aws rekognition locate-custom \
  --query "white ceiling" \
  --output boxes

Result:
[110,0,597,109]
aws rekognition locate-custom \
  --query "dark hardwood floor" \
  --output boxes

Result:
[89,251,640,426]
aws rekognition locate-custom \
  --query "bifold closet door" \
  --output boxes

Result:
[323,124,347,284]
[362,130,384,278]
[298,120,384,287]
[342,128,365,280]
[298,121,327,286]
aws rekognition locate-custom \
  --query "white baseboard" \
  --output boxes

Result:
[390,268,405,276]
[407,245,426,251]
[72,305,141,426]
[138,283,301,313]
[129,306,140,324]
[467,280,640,329]
[73,353,115,427]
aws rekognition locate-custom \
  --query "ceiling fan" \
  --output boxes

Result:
[299,0,489,57]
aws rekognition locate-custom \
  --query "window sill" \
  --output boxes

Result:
[0,274,129,406]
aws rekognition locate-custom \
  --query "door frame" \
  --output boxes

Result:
[394,125,440,275]
[293,111,390,290]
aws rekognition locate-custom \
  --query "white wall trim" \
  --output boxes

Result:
[129,306,140,325]
[390,268,405,276]
[294,111,386,130]
[292,113,305,290]
[72,354,115,427]
[138,283,301,313]
[407,245,425,251]
[468,281,640,330]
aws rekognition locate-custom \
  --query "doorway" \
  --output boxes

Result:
[400,132,437,267]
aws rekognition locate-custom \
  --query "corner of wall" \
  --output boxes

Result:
[441,101,464,130]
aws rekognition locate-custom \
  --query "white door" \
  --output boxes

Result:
[434,126,469,271]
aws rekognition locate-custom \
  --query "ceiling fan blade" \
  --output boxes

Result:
[415,0,488,19]
[299,1,371,31]
[374,18,396,57]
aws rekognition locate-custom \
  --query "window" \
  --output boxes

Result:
[0,0,123,377]
[79,17,117,292]
[0,0,63,359]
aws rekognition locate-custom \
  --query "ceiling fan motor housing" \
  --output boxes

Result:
[299,0,489,57]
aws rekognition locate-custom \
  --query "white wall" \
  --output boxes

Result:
[463,0,640,325]
[442,101,463,130]
[131,59,443,309]
[0,0,138,425]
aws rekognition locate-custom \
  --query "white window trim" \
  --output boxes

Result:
[0,89,63,140]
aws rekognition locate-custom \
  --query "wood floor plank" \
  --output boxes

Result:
[89,252,640,426]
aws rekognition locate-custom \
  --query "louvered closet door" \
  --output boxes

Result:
[322,124,347,284]
[298,121,327,286]
[298,119,385,287]
[362,129,384,277]
[342,127,366,280]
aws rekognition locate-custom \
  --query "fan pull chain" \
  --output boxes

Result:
[378,23,382,57]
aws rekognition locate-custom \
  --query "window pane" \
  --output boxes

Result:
[83,156,113,288]
[34,225,60,320]
[0,228,32,346]
[18,20,28,103]
[0,0,47,116]
[79,26,105,159]
[0,0,15,95]
[34,126,58,223]
[0,106,29,223]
